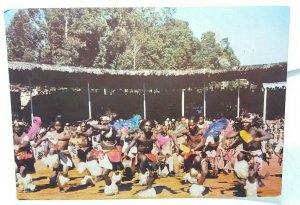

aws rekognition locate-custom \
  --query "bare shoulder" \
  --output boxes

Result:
[151,134,157,141]
[196,128,203,135]
[133,132,142,141]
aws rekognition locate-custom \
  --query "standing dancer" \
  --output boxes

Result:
[13,121,36,192]
[71,121,102,186]
[34,116,74,192]
[124,120,159,197]
[89,116,123,195]
[226,114,271,188]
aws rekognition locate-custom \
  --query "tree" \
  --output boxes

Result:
[6,8,240,70]
[39,8,108,66]
[6,9,41,62]
[192,32,239,69]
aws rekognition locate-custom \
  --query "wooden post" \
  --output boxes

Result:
[237,79,240,117]
[203,83,206,118]
[88,81,92,119]
[29,79,33,124]
[181,89,185,117]
[263,86,268,122]
[143,82,146,119]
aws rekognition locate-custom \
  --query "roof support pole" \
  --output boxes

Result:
[263,86,268,122]
[88,81,92,119]
[29,79,34,124]
[181,89,185,117]
[203,83,206,118]
[237,79,240,117]
[143,82,146,119]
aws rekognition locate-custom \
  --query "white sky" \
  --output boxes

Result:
[175,6,290,65]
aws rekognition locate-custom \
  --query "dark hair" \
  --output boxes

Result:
[252,116,264,128]
[190,116,198,122]
[13,122,26,133]
[139,119,154,129]
[232,118,243,131]
[53,114,65,127]
[79,121,90,129]
[198,115,205,119]
[188,118,197,124]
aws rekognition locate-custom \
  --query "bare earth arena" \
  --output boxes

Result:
[16,157,281,200]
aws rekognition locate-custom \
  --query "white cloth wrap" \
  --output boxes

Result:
[166,156,174,172]
[57,175,70,187]
[111,172,122,184]
[59,153,73,167]
[183,172,197,184]
[274,139,283,153]
[234,160,249,179]
[249,150,263,170]
[21,174,36,191]
[138,172,148,185]
[85,160,102,176]
[245,179,258,197]
[42,154,59,169]
[81,175,95,185]
[104,183,119,195]
[206,150,217,158]
[189,184,206,196]
[98,154,113,170]
[138,187,157,197]
[77,162,87,174]
[122,142,137,158]
[159,166,169,177]
[205,136,215,146]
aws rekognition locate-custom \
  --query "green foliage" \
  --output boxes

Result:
[6,8,240,70]
[6,10,41,62]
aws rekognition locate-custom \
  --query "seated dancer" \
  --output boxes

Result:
[124,120,159,197]
[70,121,102,186]
[33,115,74,192]
[197,115,210,130]
[171,119,209,195]
[88,116,123,195]
[13,121,36,192]
[226,113,271,186]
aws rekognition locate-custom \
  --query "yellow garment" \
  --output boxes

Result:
[179,144,191,154]
[240,130,253,143]
[69,137,81,145]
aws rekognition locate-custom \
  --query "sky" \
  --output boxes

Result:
[4,6,290,66]
[175,6,290,65]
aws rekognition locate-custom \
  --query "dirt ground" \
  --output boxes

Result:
[16,157,282,200]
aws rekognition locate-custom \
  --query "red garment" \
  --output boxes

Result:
[107,149,122,162]
[145,154,157,162]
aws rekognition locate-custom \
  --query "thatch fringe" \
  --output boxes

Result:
[8,61,287,77]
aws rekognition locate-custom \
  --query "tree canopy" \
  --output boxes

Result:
[6,8,240,70]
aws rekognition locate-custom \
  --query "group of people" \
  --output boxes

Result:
[13,112,284,197]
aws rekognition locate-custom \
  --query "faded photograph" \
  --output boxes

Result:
[5,7,288,199]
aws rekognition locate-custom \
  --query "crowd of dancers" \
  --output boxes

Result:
[13,112,284,197]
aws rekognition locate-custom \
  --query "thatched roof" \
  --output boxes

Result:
[8,61,287,89]
[263,82,286,89]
